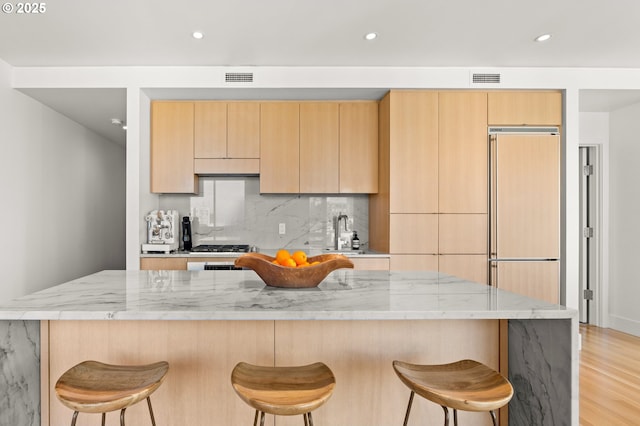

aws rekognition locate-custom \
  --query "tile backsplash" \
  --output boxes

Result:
[157,177,369,252]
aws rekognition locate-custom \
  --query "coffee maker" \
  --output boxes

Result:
[181,216,193,251]
[141,210,179,253]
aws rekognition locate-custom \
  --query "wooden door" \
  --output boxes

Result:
[389,91,438,214]
[439,92,488,213]
[493,134,560,258]
[260,103,300,193]
[227,102,260,158]
[488,91,562,126]
[150,101,197,194]
[339,102,379,193]
[194,102,227,158]
[299,102,339,193]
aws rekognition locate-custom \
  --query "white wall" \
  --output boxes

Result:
[608,102,640,336]
[0,59,126,302]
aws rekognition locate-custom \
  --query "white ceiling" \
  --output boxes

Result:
[3,0,640,144]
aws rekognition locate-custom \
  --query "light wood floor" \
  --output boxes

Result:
[580,324,640,425]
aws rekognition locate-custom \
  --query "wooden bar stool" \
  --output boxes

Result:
[231,361,336,426]
[392,359,513,426]
[55,360,169,426]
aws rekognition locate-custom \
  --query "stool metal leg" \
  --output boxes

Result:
[120,407,127,426]
[304,412,309,426]
[402,391,415,426]
[490,410,498,426]
[70,411,79,426]
[442,405,450,426]
[102,412,106,426]
[253,410,260,426]
[308,412,314,426]
[147,397,157,426]
[260,411,265,426]
[453,408,458,426]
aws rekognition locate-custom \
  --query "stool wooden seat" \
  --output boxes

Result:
[231,361,335,426]
[392,359,513,426]
[55,360,169,426]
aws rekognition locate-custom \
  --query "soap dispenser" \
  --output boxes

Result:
[351,231,360,250]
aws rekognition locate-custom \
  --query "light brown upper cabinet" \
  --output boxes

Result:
[388,91,439,214]
[339,102,379,193]
[194,102,227,158]
[194,102,260,175]
[150,101,198,194]
[260,102,300,193]
[261,101,378,194]
[299,103,340,193]
[438,92,488,213]
[488,91,562,126]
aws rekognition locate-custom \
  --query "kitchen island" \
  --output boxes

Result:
[0,269,577,426]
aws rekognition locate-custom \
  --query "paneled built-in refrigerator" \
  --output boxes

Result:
[488,127,561,304]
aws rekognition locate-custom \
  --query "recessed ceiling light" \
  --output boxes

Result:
[364,32,378,41]
[535,33,552,42]
[192,31,204,40]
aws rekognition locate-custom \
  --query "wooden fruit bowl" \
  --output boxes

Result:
[234,252,354,288]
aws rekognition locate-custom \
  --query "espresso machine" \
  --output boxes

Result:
[141,210,179,253]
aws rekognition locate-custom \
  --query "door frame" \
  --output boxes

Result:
[578,143,608,327]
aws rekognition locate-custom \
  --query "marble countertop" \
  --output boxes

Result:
[0,270,575,321]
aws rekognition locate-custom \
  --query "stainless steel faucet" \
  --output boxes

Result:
[334,212,349,250]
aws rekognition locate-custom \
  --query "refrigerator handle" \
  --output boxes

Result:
[489,134,498,258]
[489,261,498,287]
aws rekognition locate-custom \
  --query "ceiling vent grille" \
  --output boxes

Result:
[225,72,254,83]
[472,73,501,84]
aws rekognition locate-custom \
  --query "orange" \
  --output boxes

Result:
[282,257,297,267]
[291,250,308,266]
[275,249,291,264]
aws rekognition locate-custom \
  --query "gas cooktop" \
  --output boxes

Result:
[190,244,252,253]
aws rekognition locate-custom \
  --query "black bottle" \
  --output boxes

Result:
[351,231,360,250]
[181,216,192,251]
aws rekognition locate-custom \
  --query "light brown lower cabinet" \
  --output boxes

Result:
[140,257,236,270]
[390,254,438,271]
[44,319,499,426]
[349,257,390,270]
[140,256,390,271]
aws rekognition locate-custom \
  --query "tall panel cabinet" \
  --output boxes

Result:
[371,91,439,271]
[437,92,488,283]
[371,90,488,278]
